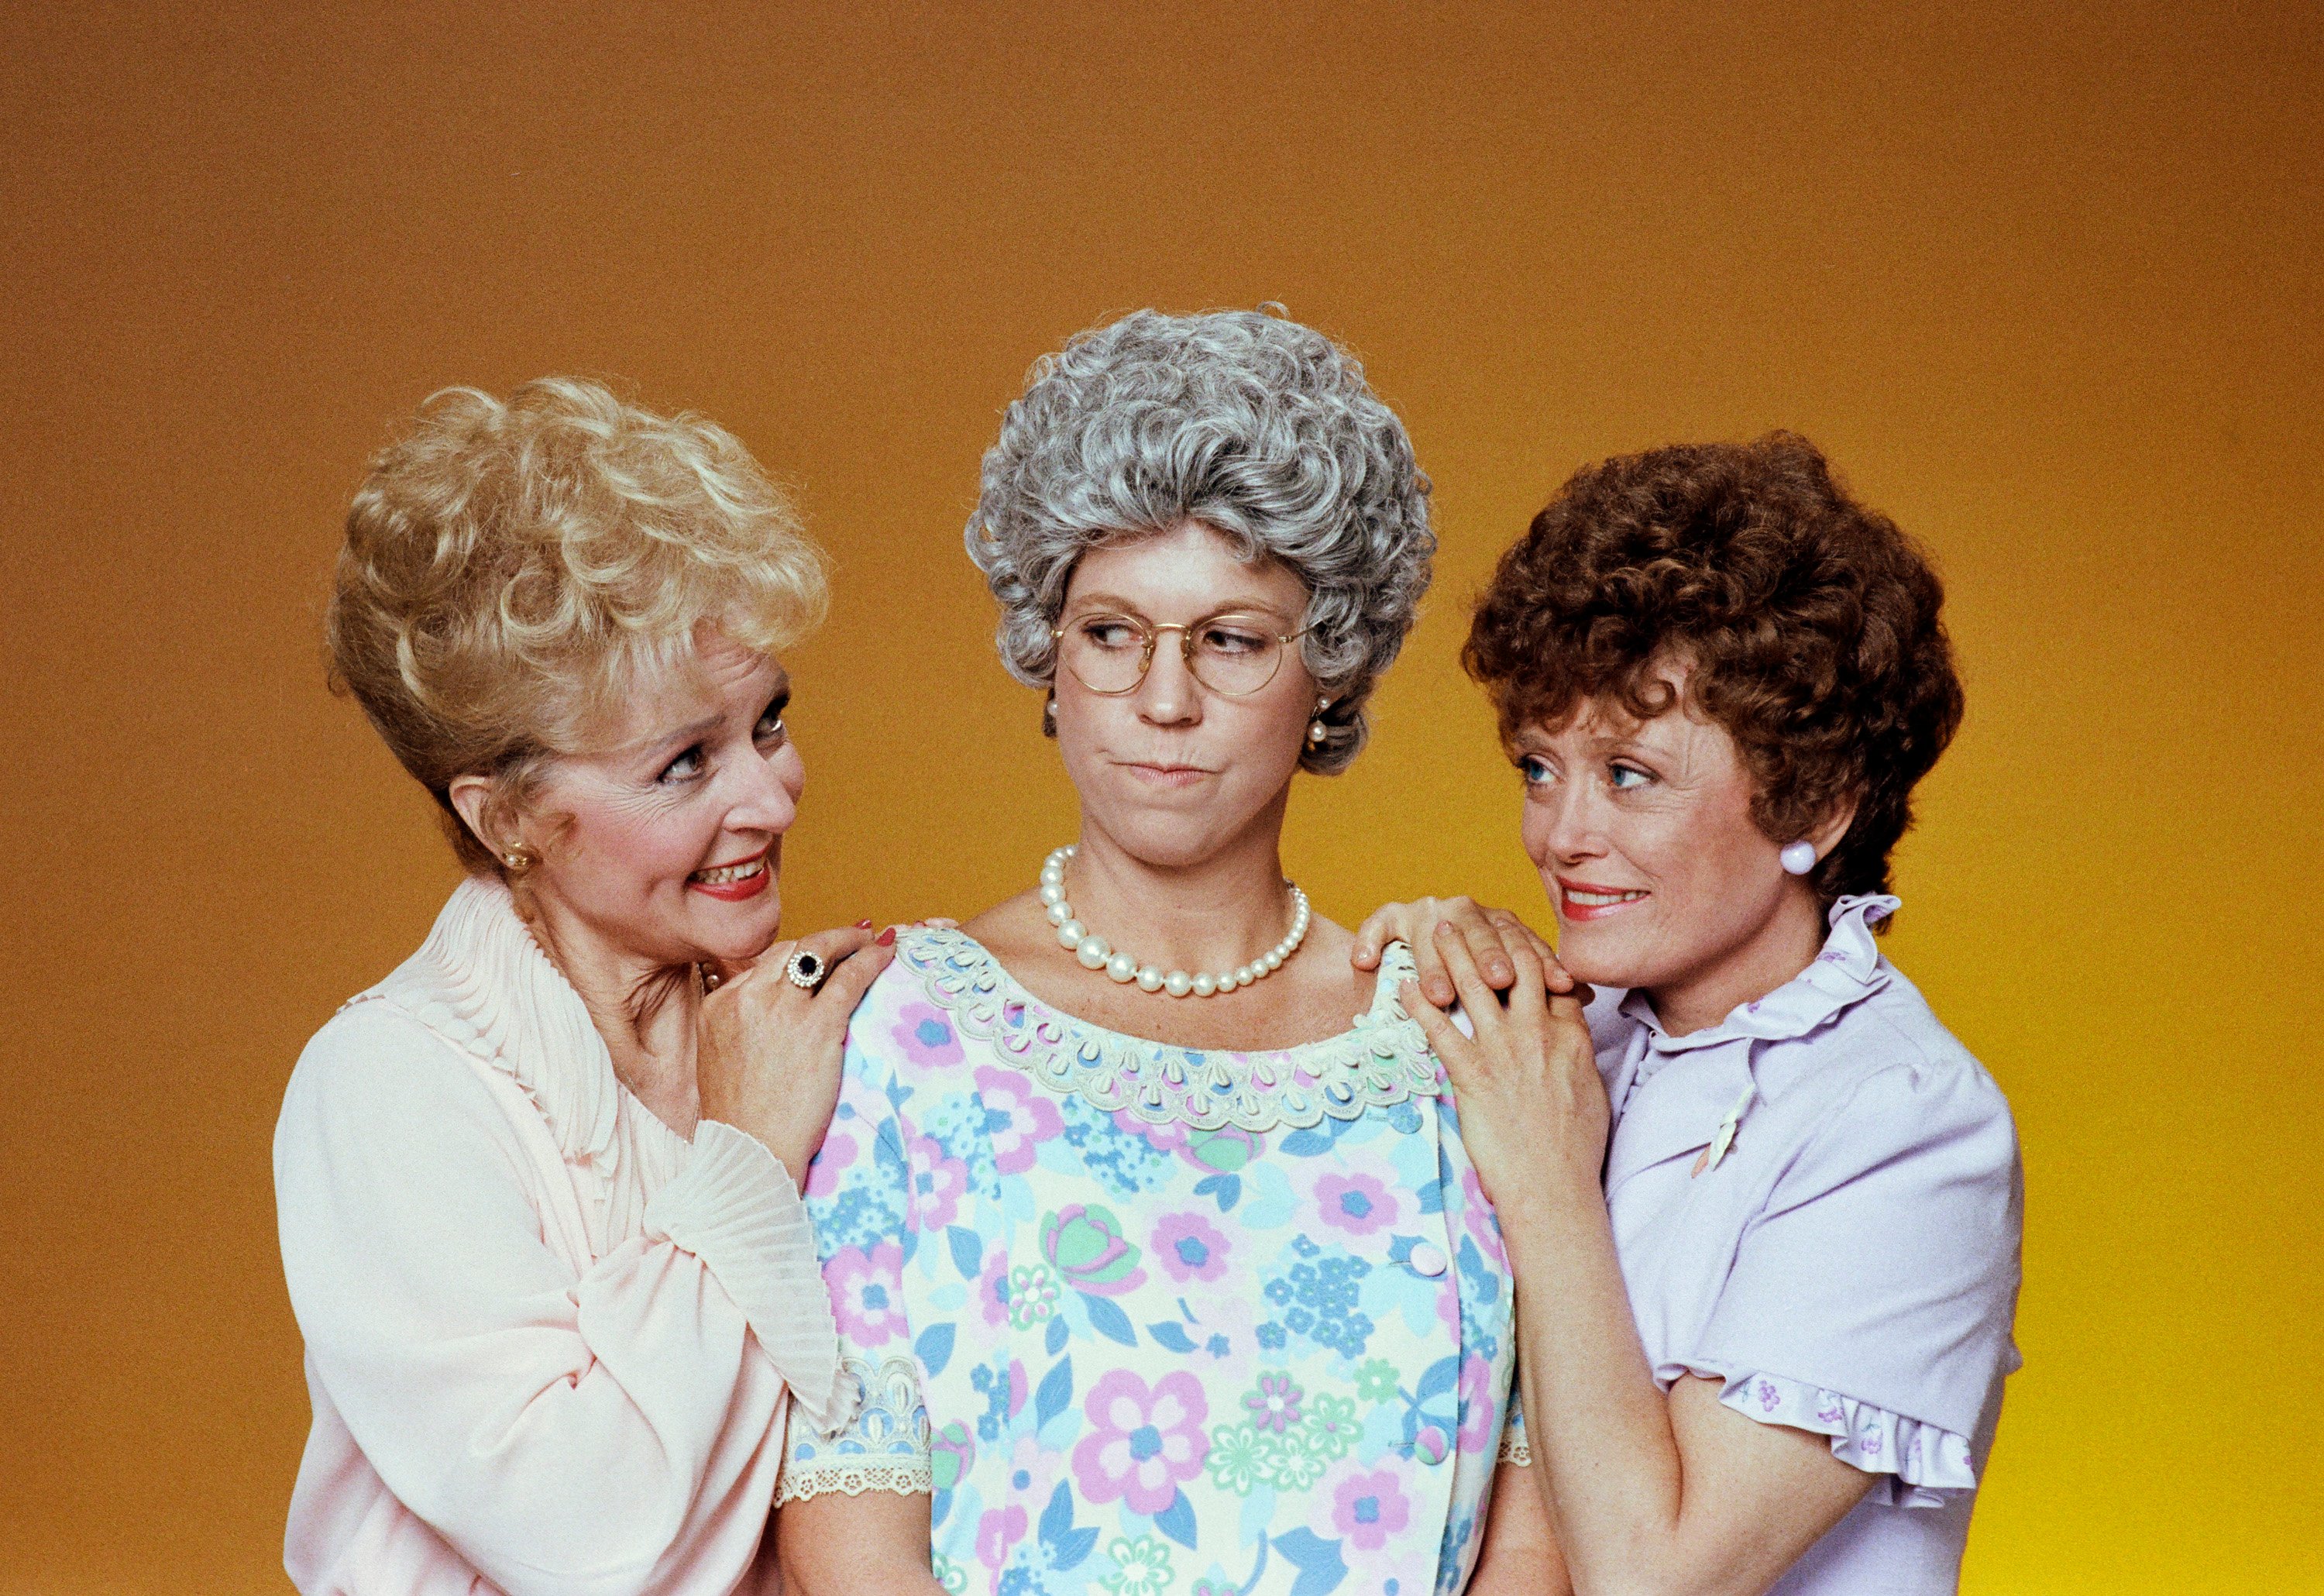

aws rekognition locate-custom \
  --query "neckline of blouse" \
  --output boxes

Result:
[368,875,693,1173]
[1621,893,1902,1062]
[895,926,1443,1133]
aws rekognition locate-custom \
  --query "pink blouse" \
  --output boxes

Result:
[273,878,851,1595]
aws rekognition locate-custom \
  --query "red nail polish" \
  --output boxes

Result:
[875,926,896,946]
[856,918,874,929]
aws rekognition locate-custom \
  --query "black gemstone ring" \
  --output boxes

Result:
[783,949,827,992]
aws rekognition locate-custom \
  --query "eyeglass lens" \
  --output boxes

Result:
[1059,614,1289,696]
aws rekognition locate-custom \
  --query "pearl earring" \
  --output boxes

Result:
[1307,698,1331,749]
[1779,841,1817,875]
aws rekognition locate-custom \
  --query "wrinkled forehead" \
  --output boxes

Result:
[1060,519,1308,621]
[566,624,785,753]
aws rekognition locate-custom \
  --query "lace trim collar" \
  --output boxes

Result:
[896,927,1443,1133]
[352,875,648,1175]
[1623,893,1901,1063]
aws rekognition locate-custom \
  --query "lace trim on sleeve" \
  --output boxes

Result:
[1707,1368,1977,1508]
[775,1353,933,1506]
[1497,1426,1531,1466]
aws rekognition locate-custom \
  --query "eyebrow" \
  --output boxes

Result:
[618,669,792,758]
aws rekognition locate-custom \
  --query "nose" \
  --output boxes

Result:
[721,744,801,840]
[1534,777,1606,866]
[1132,631,1202,727]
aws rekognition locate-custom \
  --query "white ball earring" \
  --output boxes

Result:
[1779,841,1818,875]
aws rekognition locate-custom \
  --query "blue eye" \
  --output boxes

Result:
[1610,763,1652,789]
[659,748,704,783]
[1518,755,1553,786]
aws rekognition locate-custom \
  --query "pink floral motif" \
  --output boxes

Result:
[1315,1464,1410,1552]
[1456,1355,1497,1454]
[975,1504,1027,1570]
[1151,1212,1231,1284]
[803,1128,858,1199]
[1312,1171,1398,1237]
[975,1067,1064,1175]
[1757,1378,1782,1413]
[892,1002,964,1068]
[1072,1370,1209,1514]
[826,1240,906,1347]
[909,1133,969,1230]
[976,1248,1013,1328]
[1459,1168,1508,1270]
[1244,1372,1303,1433]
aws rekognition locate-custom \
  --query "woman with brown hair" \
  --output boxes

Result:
[1370,434,2021,1594]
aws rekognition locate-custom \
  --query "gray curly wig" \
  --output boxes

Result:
[965,308,1435,775]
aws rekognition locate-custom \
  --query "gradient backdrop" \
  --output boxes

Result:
[3,5,2318,1592]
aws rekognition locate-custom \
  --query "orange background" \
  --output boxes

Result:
[2,5,2317,1592]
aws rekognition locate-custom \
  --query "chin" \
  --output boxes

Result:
[1550,920,1652,991]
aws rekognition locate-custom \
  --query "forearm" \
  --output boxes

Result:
[1501,1178,1694,1596]
[775,1491,947,1596]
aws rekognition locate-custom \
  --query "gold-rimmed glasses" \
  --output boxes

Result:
[1052,611,1312,697]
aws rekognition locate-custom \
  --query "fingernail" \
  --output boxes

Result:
[875,926,896,946]
[855,918,874,929]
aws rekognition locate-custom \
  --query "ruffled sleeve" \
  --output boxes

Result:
[644,1119,848,1434]
[1700,1369,1976,1507]
[776,968,934,1505]
[1675,1054,2021,1500]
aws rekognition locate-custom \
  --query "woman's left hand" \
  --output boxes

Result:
[1401,922,1608,1213]
[1354,896,1590,1012]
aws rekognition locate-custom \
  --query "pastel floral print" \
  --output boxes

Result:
[1005,1263,1061,1329]
[1150,1211,1231,1284]
[782,931,1518,1596]
[1074,1370,1210,1514]
[910,1133,971,1230]
[975,1504,1026,1572]
[1102,1534,1174,1596]
[1325,1465,1412,1553]
[803,1126,856,1199]
[1312,1171,1399,1237]
[1043,1205,1147,1296]
[825,1240,906,1347]
[975,1065,1065,1175]
[1243,1371,1302,1433]
[893,1002,965,1068]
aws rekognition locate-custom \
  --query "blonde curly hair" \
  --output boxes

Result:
[326,377,828,874]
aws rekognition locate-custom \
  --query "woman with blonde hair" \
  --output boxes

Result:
[277,377,889,1594]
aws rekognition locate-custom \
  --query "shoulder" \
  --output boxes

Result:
[1772,988,2019,1218]
[277,998,527,1173]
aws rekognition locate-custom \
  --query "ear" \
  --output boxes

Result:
[447,774,514,858]
[1808,793,1860,858]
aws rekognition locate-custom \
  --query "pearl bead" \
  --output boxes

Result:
[1056,920,1087,949]
[1045,900,1071,925]
[1192,973,1217,997]
[1215,972,1237,992]
[1164,971,1193,997]
[1237,964,1256,984]
[1106,951,1137,982]
[1076,936,1111,969]
[1263,950,1283,970]
[1136,965,1164,991]
[1039,882,1065,906]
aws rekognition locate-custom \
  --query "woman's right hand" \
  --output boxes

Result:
[696,925,894,1188]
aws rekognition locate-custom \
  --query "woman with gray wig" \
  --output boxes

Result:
[776,310,1542,1594]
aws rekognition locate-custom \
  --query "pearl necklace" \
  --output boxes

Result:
[1039,844,1311,999]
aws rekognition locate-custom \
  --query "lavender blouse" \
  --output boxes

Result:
[1505,894,2023,1594]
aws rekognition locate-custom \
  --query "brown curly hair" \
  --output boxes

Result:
[1463,432,1963,909]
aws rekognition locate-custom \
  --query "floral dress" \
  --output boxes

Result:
[778,928,1518,1596]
